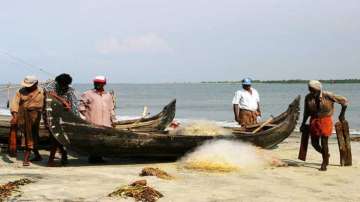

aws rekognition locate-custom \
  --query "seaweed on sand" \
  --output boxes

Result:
[108,180,163,202]
[140,167,174,180]
[0,178,35,201]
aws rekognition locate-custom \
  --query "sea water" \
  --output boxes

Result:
[1,83,359,131]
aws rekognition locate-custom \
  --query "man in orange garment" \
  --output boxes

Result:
[300,80,348,171]
[10,75,44,166]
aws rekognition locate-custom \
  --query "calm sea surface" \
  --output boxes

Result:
[1,83,359,129]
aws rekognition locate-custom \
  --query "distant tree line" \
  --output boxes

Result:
[201,79,360,84]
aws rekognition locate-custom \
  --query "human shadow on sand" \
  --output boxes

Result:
[282,159,341,170]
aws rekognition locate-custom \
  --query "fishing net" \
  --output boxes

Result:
[108,180,163,202]
[171,120,232,136]
[140,167,174,180]
[0,178,35,201]
[179,140,287,173]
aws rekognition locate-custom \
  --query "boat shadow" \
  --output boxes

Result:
[31,153,179,167]
[282,159,341,170]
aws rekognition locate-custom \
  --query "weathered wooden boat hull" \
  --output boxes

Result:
[0,99,176,143]
[46,95,300,157]
[114,99,176,131]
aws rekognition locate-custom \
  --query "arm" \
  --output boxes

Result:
[10,91,21,124]
[339,105,347,122]
[78,93,89,118]
[232,91,240,123]
[257,102,261,117]
[233,104,240,123]
[327,92,348,122]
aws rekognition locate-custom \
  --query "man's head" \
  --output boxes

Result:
[55,73,72,94]
[21,75,38,91]
[242,78,252,91]
[308,80,322,95]
[93,75,106,91]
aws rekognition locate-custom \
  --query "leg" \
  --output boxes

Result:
[31,149,43,161]
[59,145,68,165]
[30,112,42,162]
[47,136,58,167]
[319,136,329,171]
[23,149,31,166]
[311,135,322,154]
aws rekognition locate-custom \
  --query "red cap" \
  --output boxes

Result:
[93,75,106,84]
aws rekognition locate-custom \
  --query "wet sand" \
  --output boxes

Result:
[1,135,360,202]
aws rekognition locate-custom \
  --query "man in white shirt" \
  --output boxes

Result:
[232,78,261,126]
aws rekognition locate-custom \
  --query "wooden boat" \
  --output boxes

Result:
[45,95,300,158]
[0,100,176,143]
[114,99,176,131]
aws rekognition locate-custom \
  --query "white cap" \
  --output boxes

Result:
[93,75,106,84]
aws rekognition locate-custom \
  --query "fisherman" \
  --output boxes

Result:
[300,80,348,171]
[78,75,116,163]
[44,73,78,166]
[10,75,44,166]
[232,78,261,126]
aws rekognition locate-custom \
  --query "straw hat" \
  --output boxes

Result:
[21,75,38,87]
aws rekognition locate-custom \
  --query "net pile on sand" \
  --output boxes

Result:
[170,120,232,136]
[108,180,163,202]
[179,140,286,173]
[140,167,174,180]
[0,178,35,201]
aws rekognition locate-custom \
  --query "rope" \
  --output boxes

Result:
[0,49,54,77]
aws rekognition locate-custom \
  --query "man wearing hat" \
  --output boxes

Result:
[300,80,348,171]
[78,75,116,163]
[232,78,261,126]
[10,75,44,166]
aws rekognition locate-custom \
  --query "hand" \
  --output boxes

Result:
[63,101,71,111]
[10,113,18,125]
[339,114,345,122]
[256,111,261,117]
[111,122,116,128]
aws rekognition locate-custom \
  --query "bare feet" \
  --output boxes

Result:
[23,161,30,166]
[319,164,327,171]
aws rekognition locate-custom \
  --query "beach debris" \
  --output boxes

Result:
[169,121,180,129]
[351,136,360,142]
[171,120,232,136]
[140,167,174,180]
[0,178,35,201]
[108,179,163,202]
[179,140,286,173]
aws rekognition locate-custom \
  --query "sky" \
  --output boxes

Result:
[0,0,359,83]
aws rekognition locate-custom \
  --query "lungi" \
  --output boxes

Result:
[19,110,41,150]
[239,109,258,126]
[310,115,333,137]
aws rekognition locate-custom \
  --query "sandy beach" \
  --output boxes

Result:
[1,134,359,202]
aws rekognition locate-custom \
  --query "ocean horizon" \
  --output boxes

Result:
[1,83,359,131]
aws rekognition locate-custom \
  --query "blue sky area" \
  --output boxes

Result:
[0,0,359,83]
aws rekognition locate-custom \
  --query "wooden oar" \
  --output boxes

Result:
[298,124,310,161]
[335,120,352,166]
[252,116,273,134]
